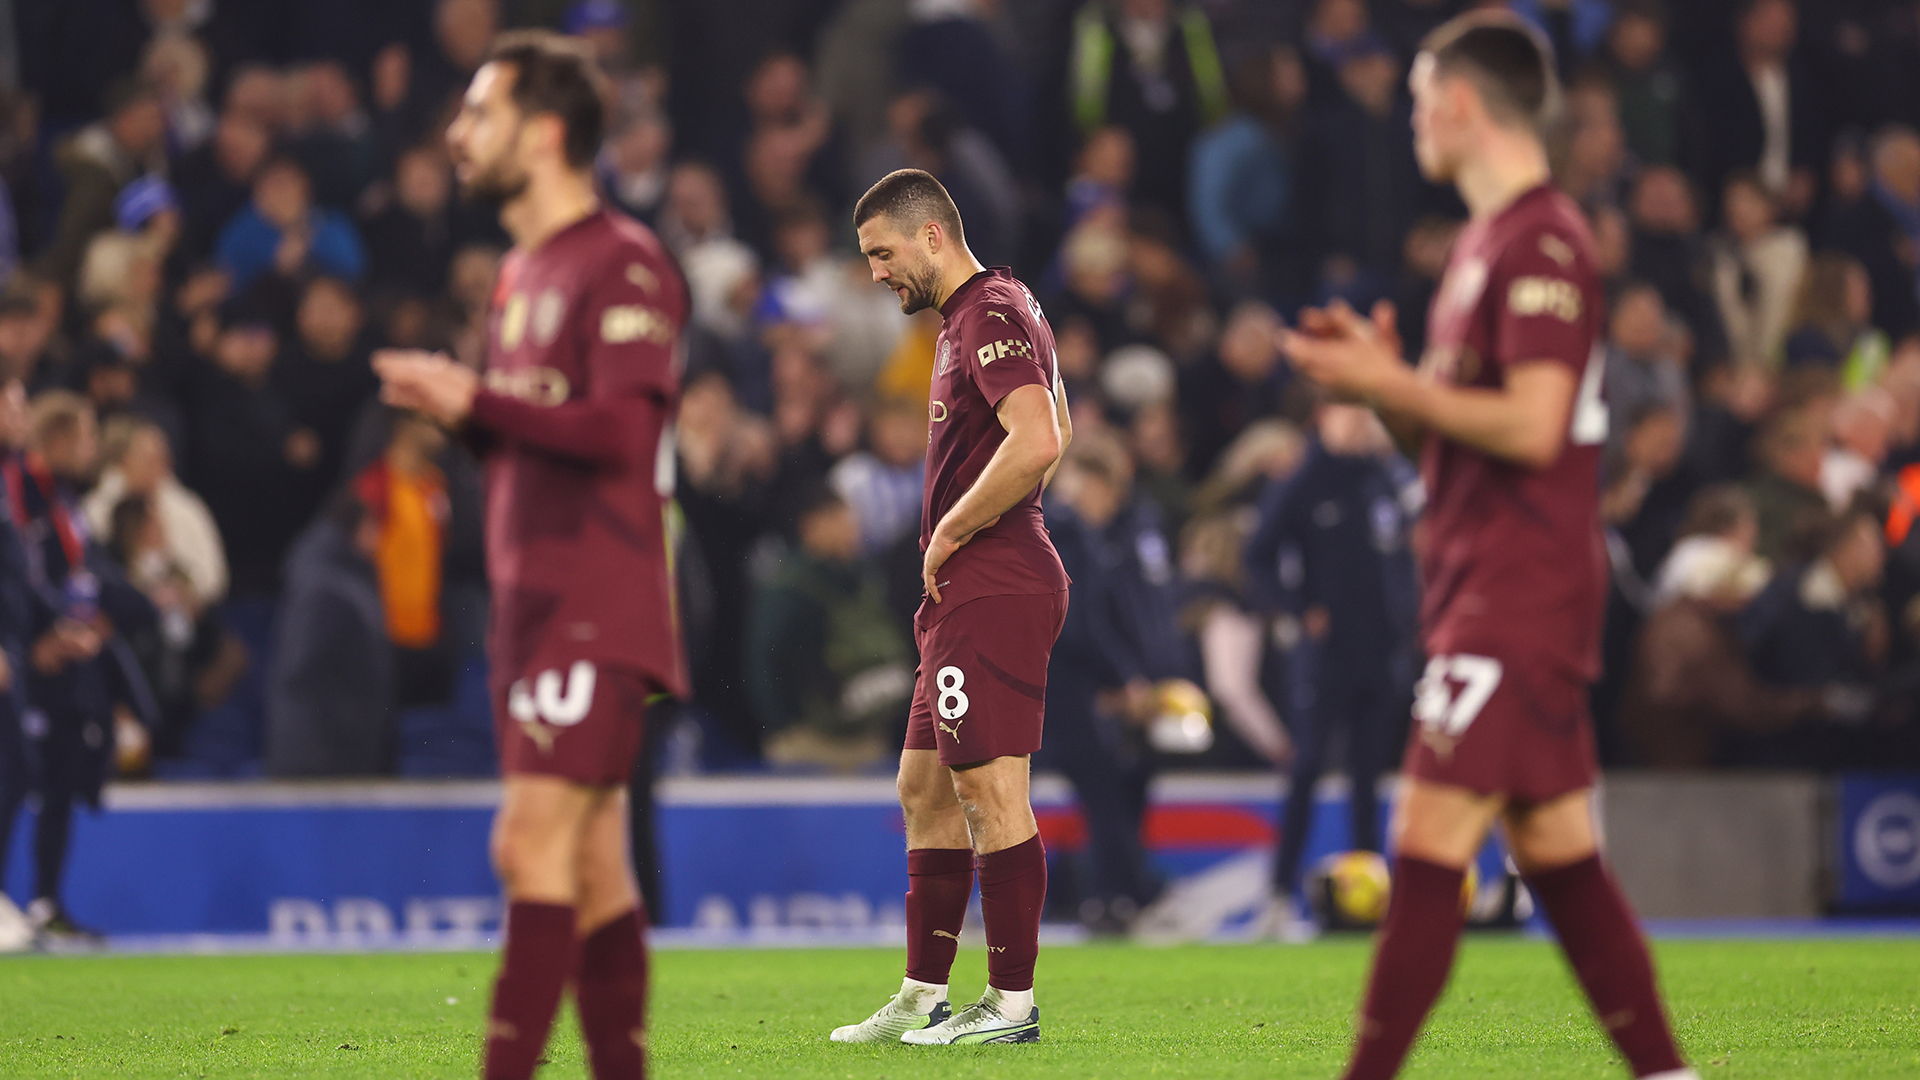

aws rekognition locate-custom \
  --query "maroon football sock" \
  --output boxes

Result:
[905,847,976,986]
[484,901,580,1080]
[1342,855,1466,1080]
[576,907,648,1079]
[1526,855,1686,1077]
[976,834,1046,994]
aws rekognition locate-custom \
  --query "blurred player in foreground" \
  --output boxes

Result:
[830,169,1070,1045]
[375,32,685,1080]
[1279,14,1697,1080]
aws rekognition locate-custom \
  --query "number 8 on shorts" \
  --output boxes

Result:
[936,666,970,720]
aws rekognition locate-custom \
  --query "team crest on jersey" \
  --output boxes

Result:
[626,261,659,294]
[499,292,529,350]
[1441,257,1489,314]
[532,288,566,346]
[936,338,953,376]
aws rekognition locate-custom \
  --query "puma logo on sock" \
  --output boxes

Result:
[932,930,960,940]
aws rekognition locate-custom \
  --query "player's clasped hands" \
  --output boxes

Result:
[1277,299,1406,401]
[374,349,480,427]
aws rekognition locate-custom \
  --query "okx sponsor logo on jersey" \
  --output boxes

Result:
[976,338,1034,366]
[508,661,599,754]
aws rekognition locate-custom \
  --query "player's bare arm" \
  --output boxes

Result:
[923,382,1062,604]
[1281,301,1578,469]
[1041,372,1072,489]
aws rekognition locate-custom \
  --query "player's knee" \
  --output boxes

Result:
[897,769,955,818]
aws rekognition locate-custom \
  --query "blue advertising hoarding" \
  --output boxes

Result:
[1834,774,1920,913]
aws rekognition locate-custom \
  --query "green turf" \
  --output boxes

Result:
[1,937,1916,1078]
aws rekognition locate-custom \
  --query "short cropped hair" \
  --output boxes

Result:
[487,30,608,170]
[1421,12,1560,132]
[853,169,965,244]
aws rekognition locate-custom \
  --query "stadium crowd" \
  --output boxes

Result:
[0,0,1914,819]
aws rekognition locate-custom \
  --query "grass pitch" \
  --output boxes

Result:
[1,936,1916,1078]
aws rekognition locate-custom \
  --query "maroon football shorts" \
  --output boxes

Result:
[904,589,1068,767]
[1401,646,1598,806]
[493,658,653,788]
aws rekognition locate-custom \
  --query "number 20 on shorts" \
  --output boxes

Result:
[1414,654,1503,737]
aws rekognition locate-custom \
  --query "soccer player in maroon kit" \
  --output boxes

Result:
[829,170,1071,1045]
[374,32,684,1080]
[1281,15,1697,1080]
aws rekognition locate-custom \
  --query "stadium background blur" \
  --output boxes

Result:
[1,0,1919,934]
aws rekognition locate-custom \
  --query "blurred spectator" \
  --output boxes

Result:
[1621,485,1825,767]
[862,89,1021,268]
[140,31,215,155]
[180,300,320,598]
[286,60,380,211]
[265,492,392,777]
[1822,388,1895,511]
[745,486,910,772]
[361,143,464,299]
[1783,252,1890,387]
[1179,301,1287,480]
[1187,45,1302,292]
[1626,166,1725,366]
[676,372,778,760]
[1065,126,1134,235]
[172,113,272,266]
[600,107,673,226]
[828,395,927,556]
[1244,403,1417,907]
[1065,0,1229,223]
[1825,125,1920,342]
[1559,70,1631,212]
[1695,0,1822,219]
[1709,171,1808,369]
[279,277,378,489]
[39,78,166,290]
[1604,283,1691,466]
[1602,0,1696,171]
[215,157,367,290]
[0,282,67,393]
[83,418,226,610]
[1297,42,1424,305]
[1180,508,1288,764]
[1128,398,1192,538]
[413,0,501,125]
[1041,437,1160,929]
[1051,217,1133,355]
[761,200,905,391]
[1736,504,1888,765]
[10,391,157,939]
[1126,217,1214,362]
[896,0,1034,174]
[724,51,843,259]
[1744,404,1836,563]
[1300,0,1374,104]
[354,414,451,709]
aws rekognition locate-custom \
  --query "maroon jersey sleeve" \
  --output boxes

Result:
[1488,228,1593,377]
[468,251,681,468]
[958,302,1053,409]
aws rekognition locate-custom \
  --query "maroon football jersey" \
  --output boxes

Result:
[1418,184,1609,682]
[921,268,1069,620]
[468,208,688,697]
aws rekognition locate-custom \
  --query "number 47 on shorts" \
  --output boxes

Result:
[1414,654,1504,737]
